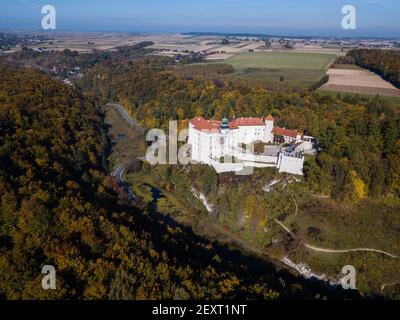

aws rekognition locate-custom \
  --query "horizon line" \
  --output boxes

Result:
[1,28,399,40]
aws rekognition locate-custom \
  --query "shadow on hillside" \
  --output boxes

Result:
[116,184,365,301]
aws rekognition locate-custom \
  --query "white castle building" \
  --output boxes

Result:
[188,115,315,176]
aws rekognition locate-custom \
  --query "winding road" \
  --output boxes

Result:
[304,244,399,259]
[274,211,399,259]
[106,103,145,133]
[109,101,400,292]
[381,282,400,293]
[112,164,137,202]
[108,102,146,202]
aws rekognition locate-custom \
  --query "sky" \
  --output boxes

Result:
[0,0,399,37]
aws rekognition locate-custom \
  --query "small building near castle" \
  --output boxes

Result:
[188,115,315,176]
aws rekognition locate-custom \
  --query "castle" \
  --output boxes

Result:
[188,115,315,176]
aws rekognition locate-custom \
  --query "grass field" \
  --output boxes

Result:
[223,52,335,70]
[318,89,400,106]
[106,103,400,297]
[104,105,146,169]
[214,51,336,85]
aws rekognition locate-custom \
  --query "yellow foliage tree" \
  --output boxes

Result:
[346,170,368,201]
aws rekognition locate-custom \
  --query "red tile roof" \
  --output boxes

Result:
[272,127,300,139]
[229,117,265,129]
[265,115,274,121]
[191,116,266,132]
[190,117,221,132]
[190,118,301,140]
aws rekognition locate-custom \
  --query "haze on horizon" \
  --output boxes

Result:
[0,0,399,37]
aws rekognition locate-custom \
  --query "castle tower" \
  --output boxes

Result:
[264,115,274,143]
[220,117,230,156]
[221,117,229,135]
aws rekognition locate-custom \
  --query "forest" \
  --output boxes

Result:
[0,65,345,300]
[1,44,400,299]
[79,57,400,201]
[347,49,400,88]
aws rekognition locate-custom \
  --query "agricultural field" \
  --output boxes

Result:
[25,32,146,53]
[222,51,335,70]
[318,90,400,106]
[214,51,336,85]
[320,67,400,97]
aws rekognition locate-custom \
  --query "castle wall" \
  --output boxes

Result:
[278,153,304,176]
[188,117,307,176]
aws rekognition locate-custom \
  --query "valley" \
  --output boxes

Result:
[1,30,400,301]
[105,100,400,299]
[105,102,362,299]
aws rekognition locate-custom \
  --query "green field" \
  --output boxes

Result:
[223,52,335,70]
[216,51,336,85]
[318,90,400,106]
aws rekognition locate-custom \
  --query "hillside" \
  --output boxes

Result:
[83,54,400,298]
[81,58,400,200]
[2,45,400,299]
[0,65,348,300]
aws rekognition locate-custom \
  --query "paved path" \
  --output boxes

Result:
[274,219,294,237]
[112,164,137,202]
[274,216,399,259]
[108,101,146,202]
[304,244,399,259]
[381,282,400,293]
[106,103,145,133]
